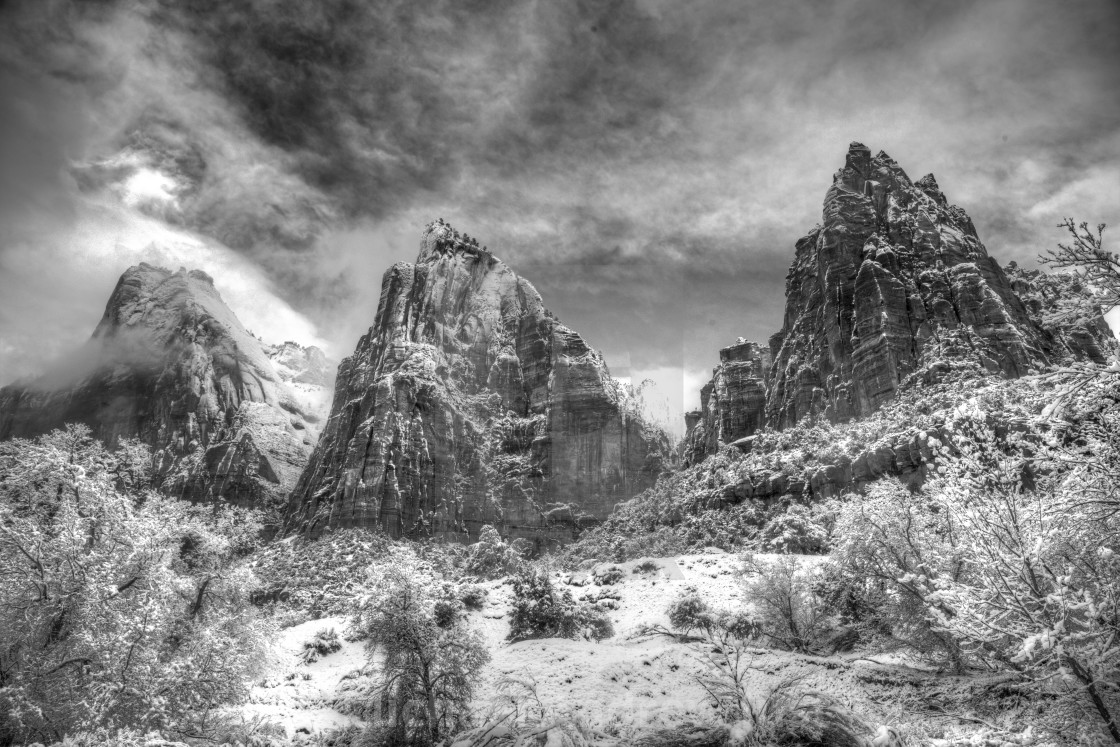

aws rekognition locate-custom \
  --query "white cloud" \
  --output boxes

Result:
[1028,168,1120,223]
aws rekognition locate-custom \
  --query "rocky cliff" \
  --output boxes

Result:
[264,340,334,439]
[682,339,770,465]
[285,220,671,542]
[767,142,1065,429]
[684,143,1117,464]
[0,263,319,515]
[1003,261,1119,365]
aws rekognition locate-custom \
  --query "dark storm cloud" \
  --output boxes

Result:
[1,0,1118,425]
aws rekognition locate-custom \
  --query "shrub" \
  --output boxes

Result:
[507,569,613,642]
[462,525,522,579]
[457,583,488,610]
[300,627,342,665]
[812,557,887,631]
[592,565,624,585]
[666,591,716,635]
[745,681,882,746]
[664,591,759,644]
[755,503,831,554]
[633,560,660,575]
[829,480,967,670]
[739,554,834,654]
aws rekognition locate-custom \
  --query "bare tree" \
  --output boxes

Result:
[1041,219,1118,313]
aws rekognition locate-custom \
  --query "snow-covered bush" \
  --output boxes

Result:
[666,591,715,634]
[462,525,523,579]
[457,583,488,610]
[924,381,1120,742]
[830,479,970,671]
[300,627,342,664]
[507,569,613,642]
[592,565,624,585]
[740,554,833,654]
[0,426,271,744]
[353,557,490,746]
[755,502,831,554]
[832,368,1120,742]
[665,591,758,641]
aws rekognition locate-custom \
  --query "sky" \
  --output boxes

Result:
[1,0,1118,435]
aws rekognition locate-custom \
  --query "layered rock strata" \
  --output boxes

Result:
[682,339,770,465]
[285,220,670,542]
[0,264,317,513]
[687,142,1116,462]
[766,142,1064,428]
[264,340,335,438]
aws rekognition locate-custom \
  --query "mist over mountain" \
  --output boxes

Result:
[0,263,333,517]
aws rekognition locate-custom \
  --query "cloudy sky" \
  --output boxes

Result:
[1,0,1118,433]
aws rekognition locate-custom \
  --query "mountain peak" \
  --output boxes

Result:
[844,141,872,176]
[0,263,318,515]
[690,142,1114,462]
[418,218,495,264]
[286,223,669,541]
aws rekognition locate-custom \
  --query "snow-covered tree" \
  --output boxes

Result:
[833,376,1120,742]
[354,556,490,745]
[0,425,270,744]
[1041,219,1118,317]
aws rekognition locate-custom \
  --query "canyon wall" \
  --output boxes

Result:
[285,221,671,542]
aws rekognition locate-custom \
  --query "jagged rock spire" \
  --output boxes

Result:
[285,222,670,541]
[687,142,1117,459]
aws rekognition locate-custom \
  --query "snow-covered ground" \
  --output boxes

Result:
[239,616,363,741]
[239,551,965,743]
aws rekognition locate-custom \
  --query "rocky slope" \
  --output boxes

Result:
[285,220,671,543]
[1003,261,1119,364]
[686,142,1117,463]
[0,263,319,514]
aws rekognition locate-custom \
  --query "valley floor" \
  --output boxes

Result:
[241,552,1027,746]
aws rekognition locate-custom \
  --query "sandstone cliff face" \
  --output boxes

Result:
[286,221,670,542]
[0,264,317,514]
[685,143,1115,463]
[682,339,769,466]
[1003,262,1120,365]
[766,142,1066,429]
[264,340,334,439]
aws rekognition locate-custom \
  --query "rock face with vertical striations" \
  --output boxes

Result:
[0,263,319,516]
[685,143,1117,462]
[285,220,670,543]
[682,339,770,466]
[765,142,1095,429]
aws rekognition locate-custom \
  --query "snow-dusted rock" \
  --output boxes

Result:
[285,220,671,543]
[0,263,317,512]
